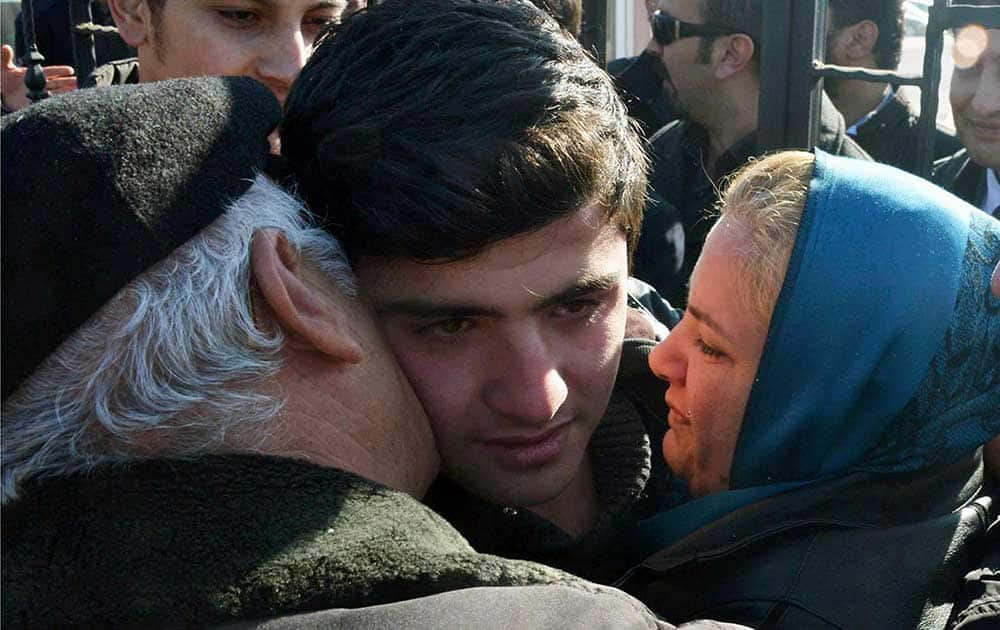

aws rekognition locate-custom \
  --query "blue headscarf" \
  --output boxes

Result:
[635,150,1000,553]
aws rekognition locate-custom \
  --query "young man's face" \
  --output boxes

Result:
[357,204,630,510]
[117,0,361,103]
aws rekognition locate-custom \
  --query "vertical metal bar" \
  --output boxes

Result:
[786,0,825,150]
[758,0,792,151]
[68,0,97,84]
[20,0,48,103]
[916,0,949,178]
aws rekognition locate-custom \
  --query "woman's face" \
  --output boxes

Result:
[648,221,771,496]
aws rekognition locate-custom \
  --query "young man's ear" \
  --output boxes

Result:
[251,229,363,364]
[714,33,755,80]
[106,0,155,48]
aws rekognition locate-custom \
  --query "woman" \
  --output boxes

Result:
[619,150,999,628]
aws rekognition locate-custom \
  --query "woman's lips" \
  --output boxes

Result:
[665,397,690,427]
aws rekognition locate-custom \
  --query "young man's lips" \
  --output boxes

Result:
[481,423,572,469]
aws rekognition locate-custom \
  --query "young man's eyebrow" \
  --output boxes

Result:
[375,300,502,319]
[532,272,622,311]
[686,304,736,345]
[374,273,621,319]
[253,0,343,8]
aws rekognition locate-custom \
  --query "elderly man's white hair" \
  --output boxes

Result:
[1,174,355,504]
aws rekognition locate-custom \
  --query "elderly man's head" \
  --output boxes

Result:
[1,78,437,504]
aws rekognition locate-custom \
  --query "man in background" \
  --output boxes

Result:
[933,10,999,218]
[825,0,961,174]
[98,0,363,101]
[644,0,869,306]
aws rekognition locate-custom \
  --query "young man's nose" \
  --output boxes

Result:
[256,27,310,101]
[482,334,569,425]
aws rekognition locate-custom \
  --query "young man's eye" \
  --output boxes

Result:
[553,299,600,320]
[694,337,725,358]
[421,318,472,339]
[217,9,259,26]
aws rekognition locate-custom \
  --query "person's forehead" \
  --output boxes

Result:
[690,222,769,342]
[358,205,627,312]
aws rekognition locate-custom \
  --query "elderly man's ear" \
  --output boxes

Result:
[250,229,363,363]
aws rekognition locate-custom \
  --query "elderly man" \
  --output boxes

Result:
[0,77,734,629]
[645,0,870,306]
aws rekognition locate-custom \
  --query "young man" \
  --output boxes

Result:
[644,0,870,306]
[281,0,679,582]
[101,0,364,101]
[824,0,961,174]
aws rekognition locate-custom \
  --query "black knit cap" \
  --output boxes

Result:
[2,76,281,400]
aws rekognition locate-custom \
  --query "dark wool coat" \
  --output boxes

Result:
[2,455,583,627]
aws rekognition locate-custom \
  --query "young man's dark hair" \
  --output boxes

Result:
[281,0,647,264]
[827,0,905,70]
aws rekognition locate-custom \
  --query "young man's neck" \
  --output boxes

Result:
[828,79,890,128]
[528,452,601,539]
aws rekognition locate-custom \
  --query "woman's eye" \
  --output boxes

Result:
[695,337,725,358]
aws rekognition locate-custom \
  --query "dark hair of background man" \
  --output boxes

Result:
[697,0,762,64]
[828,0,905,70]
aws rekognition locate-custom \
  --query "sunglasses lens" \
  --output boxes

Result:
[652,13,674,46]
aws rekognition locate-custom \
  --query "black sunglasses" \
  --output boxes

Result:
[649,9,746,47]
